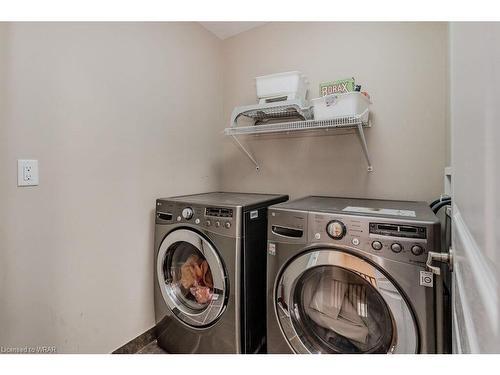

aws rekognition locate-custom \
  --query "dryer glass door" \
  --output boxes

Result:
[275,249,418,353]
[157,229,228,327]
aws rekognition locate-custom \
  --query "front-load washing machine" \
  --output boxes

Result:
[266,196,441,354]
[154,192,288,353]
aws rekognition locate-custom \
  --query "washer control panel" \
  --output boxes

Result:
[155,200,238,237]
[308,212,438,265]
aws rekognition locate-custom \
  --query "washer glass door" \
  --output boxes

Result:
[157,229,228,327]
[275,249,418,353]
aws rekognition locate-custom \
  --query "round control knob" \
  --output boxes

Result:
[181,207,194,220]
[206,220,211,227]
[195,218,200,224]
[326,220,346,240]
[224,222,231,229]
[371,241,383,251]
[411,245,424,256]
[391,243,403,253]
[215,221,221,228]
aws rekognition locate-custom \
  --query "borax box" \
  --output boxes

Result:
[320,78,355,96]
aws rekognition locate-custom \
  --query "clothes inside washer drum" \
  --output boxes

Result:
[179,253,214,304]
[304,277,369,344]
[180,255,214,289]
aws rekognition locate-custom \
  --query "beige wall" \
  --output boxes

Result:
[0,22,223,353]
[220,22,448,201]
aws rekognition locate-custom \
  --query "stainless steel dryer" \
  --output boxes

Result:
[266,196,441,354]
[154,192,288,354]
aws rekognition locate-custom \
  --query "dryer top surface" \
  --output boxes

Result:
[160,192,288,209]
[271,196,438,223]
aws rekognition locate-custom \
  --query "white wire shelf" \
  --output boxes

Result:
[224,109,373,172]
[224,114,368,136]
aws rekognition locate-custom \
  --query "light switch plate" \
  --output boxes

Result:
[17,159,39,186]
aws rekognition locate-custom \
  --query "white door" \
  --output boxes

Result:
[449,22,500,353]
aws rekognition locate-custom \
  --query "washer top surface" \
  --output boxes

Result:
[161,191,288,209]
[271,196,437,223]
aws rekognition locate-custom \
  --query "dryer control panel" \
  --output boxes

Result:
[308,212,439,266]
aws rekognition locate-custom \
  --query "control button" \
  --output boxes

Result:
[326,220,346,240]
[391,243,403,253]
[195,218,200,224]
[215,221,221,228]
[176,216,182,222]
[182,207,194,220]
[224,222,231,229]
[411,245,424,256]
[314,233,321,240]
[352,238,360,246]
[206,220,211,227]
[371,241,382,251]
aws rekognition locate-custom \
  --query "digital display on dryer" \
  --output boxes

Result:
[369,222,426,239]
[205,207,233,218]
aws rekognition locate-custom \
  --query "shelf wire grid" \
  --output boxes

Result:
[225,111,368,136]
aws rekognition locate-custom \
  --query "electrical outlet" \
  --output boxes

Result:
[17,159,39,186]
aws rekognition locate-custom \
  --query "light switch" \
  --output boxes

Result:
[17,159,39,186]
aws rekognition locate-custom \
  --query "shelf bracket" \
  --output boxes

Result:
[356,123,373,172]
[231,135,260,171]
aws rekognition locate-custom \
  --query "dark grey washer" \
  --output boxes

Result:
[154,192,288,354]
[266,196,442,354]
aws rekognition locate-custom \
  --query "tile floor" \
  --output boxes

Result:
[137,340,167,354]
